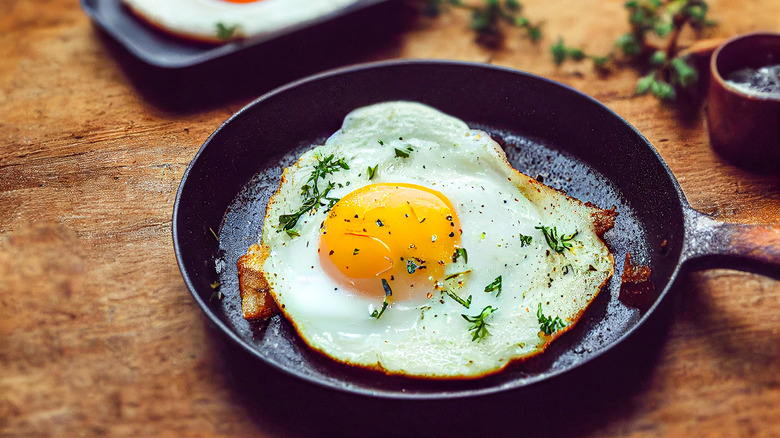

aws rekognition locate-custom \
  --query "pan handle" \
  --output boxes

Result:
[682,208,780,278]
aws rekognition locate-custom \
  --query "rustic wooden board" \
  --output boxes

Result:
[1,0,778,436]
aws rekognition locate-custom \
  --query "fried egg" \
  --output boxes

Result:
[256,101,615,379]
[122,0,362,43]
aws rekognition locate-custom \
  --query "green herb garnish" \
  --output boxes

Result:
[425,0,542,48]
[551,0,714,102]
[550,37,609,69]
[444,289,472,308]
[371,297,389,319]
[537,303,566,335]
[462,305,497,342]
[484,275,502,297]
[452,247,468,263]
[367,165,378,180]
[444,270,472,281]
[519,233,533,246]
[371,279,393,319]
[278,154,349,232]
[394,148,410,158]
[216,23,238,40]
[535,225,578,253]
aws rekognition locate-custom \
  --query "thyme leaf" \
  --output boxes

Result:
[444,270,472,281]
[371,279,393,319]
[371,297,389,319]
[484,275,502,297]
[537,303,567,335]
[444,289,472,308]
[394,148,410,158]
[462,305,497,342]
[535,225,578,253]
[367,164,378,180]
[216,23,238,40]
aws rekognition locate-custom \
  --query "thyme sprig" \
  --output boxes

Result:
[535,225,578,253]
[278,154,349,232]
[484,275,502,297]
[444,289,472,308]
[425,0,542,48]
[537,303,566,335]
[462,305,497,342]
[552,0,714,102]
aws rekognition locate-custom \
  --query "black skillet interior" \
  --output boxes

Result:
[173,60,686,399]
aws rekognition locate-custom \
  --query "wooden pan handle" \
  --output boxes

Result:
[683,209,780,278]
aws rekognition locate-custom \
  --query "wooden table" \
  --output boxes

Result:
[2,1,778,436]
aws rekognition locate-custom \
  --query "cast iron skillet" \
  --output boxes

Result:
[81,0,390,68]
[173,59,780,400]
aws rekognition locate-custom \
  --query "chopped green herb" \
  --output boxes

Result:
[519,233,532,246]
[462,305,497,342]
[278,154,349,232]
[377,140,384,145]
[371,297,389,319]
[216,23,238,40]
[367,165,378,180]
[285,229,301,238]
[537,303,567,335]
[444,289,472,308]
[452,247,468,263]
[444,270,472,281]
[535,225,578,253]
[394,148,410,158]
[353,248,360,255]
[484,275,502,296]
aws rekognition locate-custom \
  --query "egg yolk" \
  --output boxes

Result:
[319,183,462,302]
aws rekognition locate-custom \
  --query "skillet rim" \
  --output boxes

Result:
[172,58,689,400]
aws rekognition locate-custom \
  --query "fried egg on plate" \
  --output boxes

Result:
[122,0,362,43]
[249,101,615,379]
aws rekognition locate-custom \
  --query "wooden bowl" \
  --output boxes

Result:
[706,32,780,173]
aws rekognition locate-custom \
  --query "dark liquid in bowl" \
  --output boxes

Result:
[725,64,780,98]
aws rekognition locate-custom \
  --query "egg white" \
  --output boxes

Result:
[258,101,615,379]
[122,0,362,43]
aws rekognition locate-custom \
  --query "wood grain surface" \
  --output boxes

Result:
[1,0,779,437]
